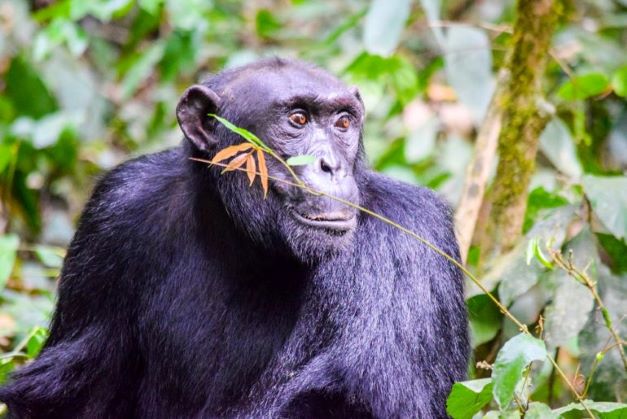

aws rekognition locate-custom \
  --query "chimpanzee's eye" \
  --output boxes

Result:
[335,116,350,130]
[289,112,308,126]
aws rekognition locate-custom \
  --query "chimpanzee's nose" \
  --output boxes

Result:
[318,156,341,177]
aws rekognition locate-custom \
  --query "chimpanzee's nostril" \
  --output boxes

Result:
[320,158,333,174]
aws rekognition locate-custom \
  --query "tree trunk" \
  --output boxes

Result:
[480,0,562,257]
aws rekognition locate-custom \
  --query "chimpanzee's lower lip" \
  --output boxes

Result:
[291,210,357,232]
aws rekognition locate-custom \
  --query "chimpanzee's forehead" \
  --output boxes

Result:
[226,65,353,106]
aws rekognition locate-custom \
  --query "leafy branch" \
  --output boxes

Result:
[547,247,627,371]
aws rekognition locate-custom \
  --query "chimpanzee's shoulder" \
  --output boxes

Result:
[78,147,188,232]
[361,171,454,230]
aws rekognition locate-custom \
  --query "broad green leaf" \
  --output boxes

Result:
[5,56,58,118]
[444,26,494,124]
[0,235,19,290]
[554,400,627,418]
[557,72,610,101]
[446,378,493,419]
[523,187,569,233]
[578,268,627,401]
[473,206,577,302]
[583,175,627,240]
[286,155,316,166]
[467,294,502,347]
[543,229,595,348]
[363,0,411,56]
[539,119,583,178]
[526,402,559,419]
[492,334,546,410]
[611,66,627,97]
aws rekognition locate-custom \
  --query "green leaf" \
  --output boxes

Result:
[120,43,165,99]
[492,334,546,410]
[543,229,596,348]
[419,0,444,45]
[446,378,493,419]
[255,9,282,39]
[473,206,576,302]
[526,402,559,419]
[611,66,627,97]
[34,245,65,268]
[554,401,627,418]
[159,30,197,81]
[467,294,502,347]
[525,238,553,270]
[0,234,19,290]
[363,0,411,56]
[139,0,163,14]
[596,233,627,273]
[165,0,210,31]
[0,144,14,173]
[344,53,419,104]
[25,326,49,358]
[539,119,583,178]
[286,155,316,166]
[523,187,569,233]
[73,0,134,21]
[209,114,270,151]
[444,26,494,123]
[5,56,58,118]
[583,175,627,240]
[0,358,15,385]
[557,72,610,101]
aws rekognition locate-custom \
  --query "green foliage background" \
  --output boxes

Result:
[0,0,625,416]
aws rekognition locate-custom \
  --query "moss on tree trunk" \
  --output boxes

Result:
[483,0,562,255]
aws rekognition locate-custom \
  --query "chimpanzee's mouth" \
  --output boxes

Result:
[291,210,357,232]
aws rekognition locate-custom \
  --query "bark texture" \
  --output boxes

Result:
[481,0,562,256]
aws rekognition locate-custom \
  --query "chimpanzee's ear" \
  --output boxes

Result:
[176,85,221,151]
[349,85,365,120]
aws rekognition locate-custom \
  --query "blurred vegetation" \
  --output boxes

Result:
[0,0,626,417]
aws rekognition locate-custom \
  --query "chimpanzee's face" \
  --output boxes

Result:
[177,61,365,260]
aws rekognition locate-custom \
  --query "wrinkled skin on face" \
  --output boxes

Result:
[177,59,366,261]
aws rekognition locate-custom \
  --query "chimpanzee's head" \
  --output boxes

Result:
[176,58,365,261]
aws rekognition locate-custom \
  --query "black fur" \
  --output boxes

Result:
[0,58,469,418]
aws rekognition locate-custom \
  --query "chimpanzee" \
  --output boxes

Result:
[0,58,468,418]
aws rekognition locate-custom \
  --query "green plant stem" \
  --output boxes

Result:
[0,327,40,360]
[191,156,597,417]
[549,249,627,371]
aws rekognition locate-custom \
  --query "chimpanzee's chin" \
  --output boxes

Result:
[282,218,355,264]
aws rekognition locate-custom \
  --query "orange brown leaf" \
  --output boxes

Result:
[211,143,254,165]
[223,152,249,172]
[245,154,256,186]
[256,149,269,198]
